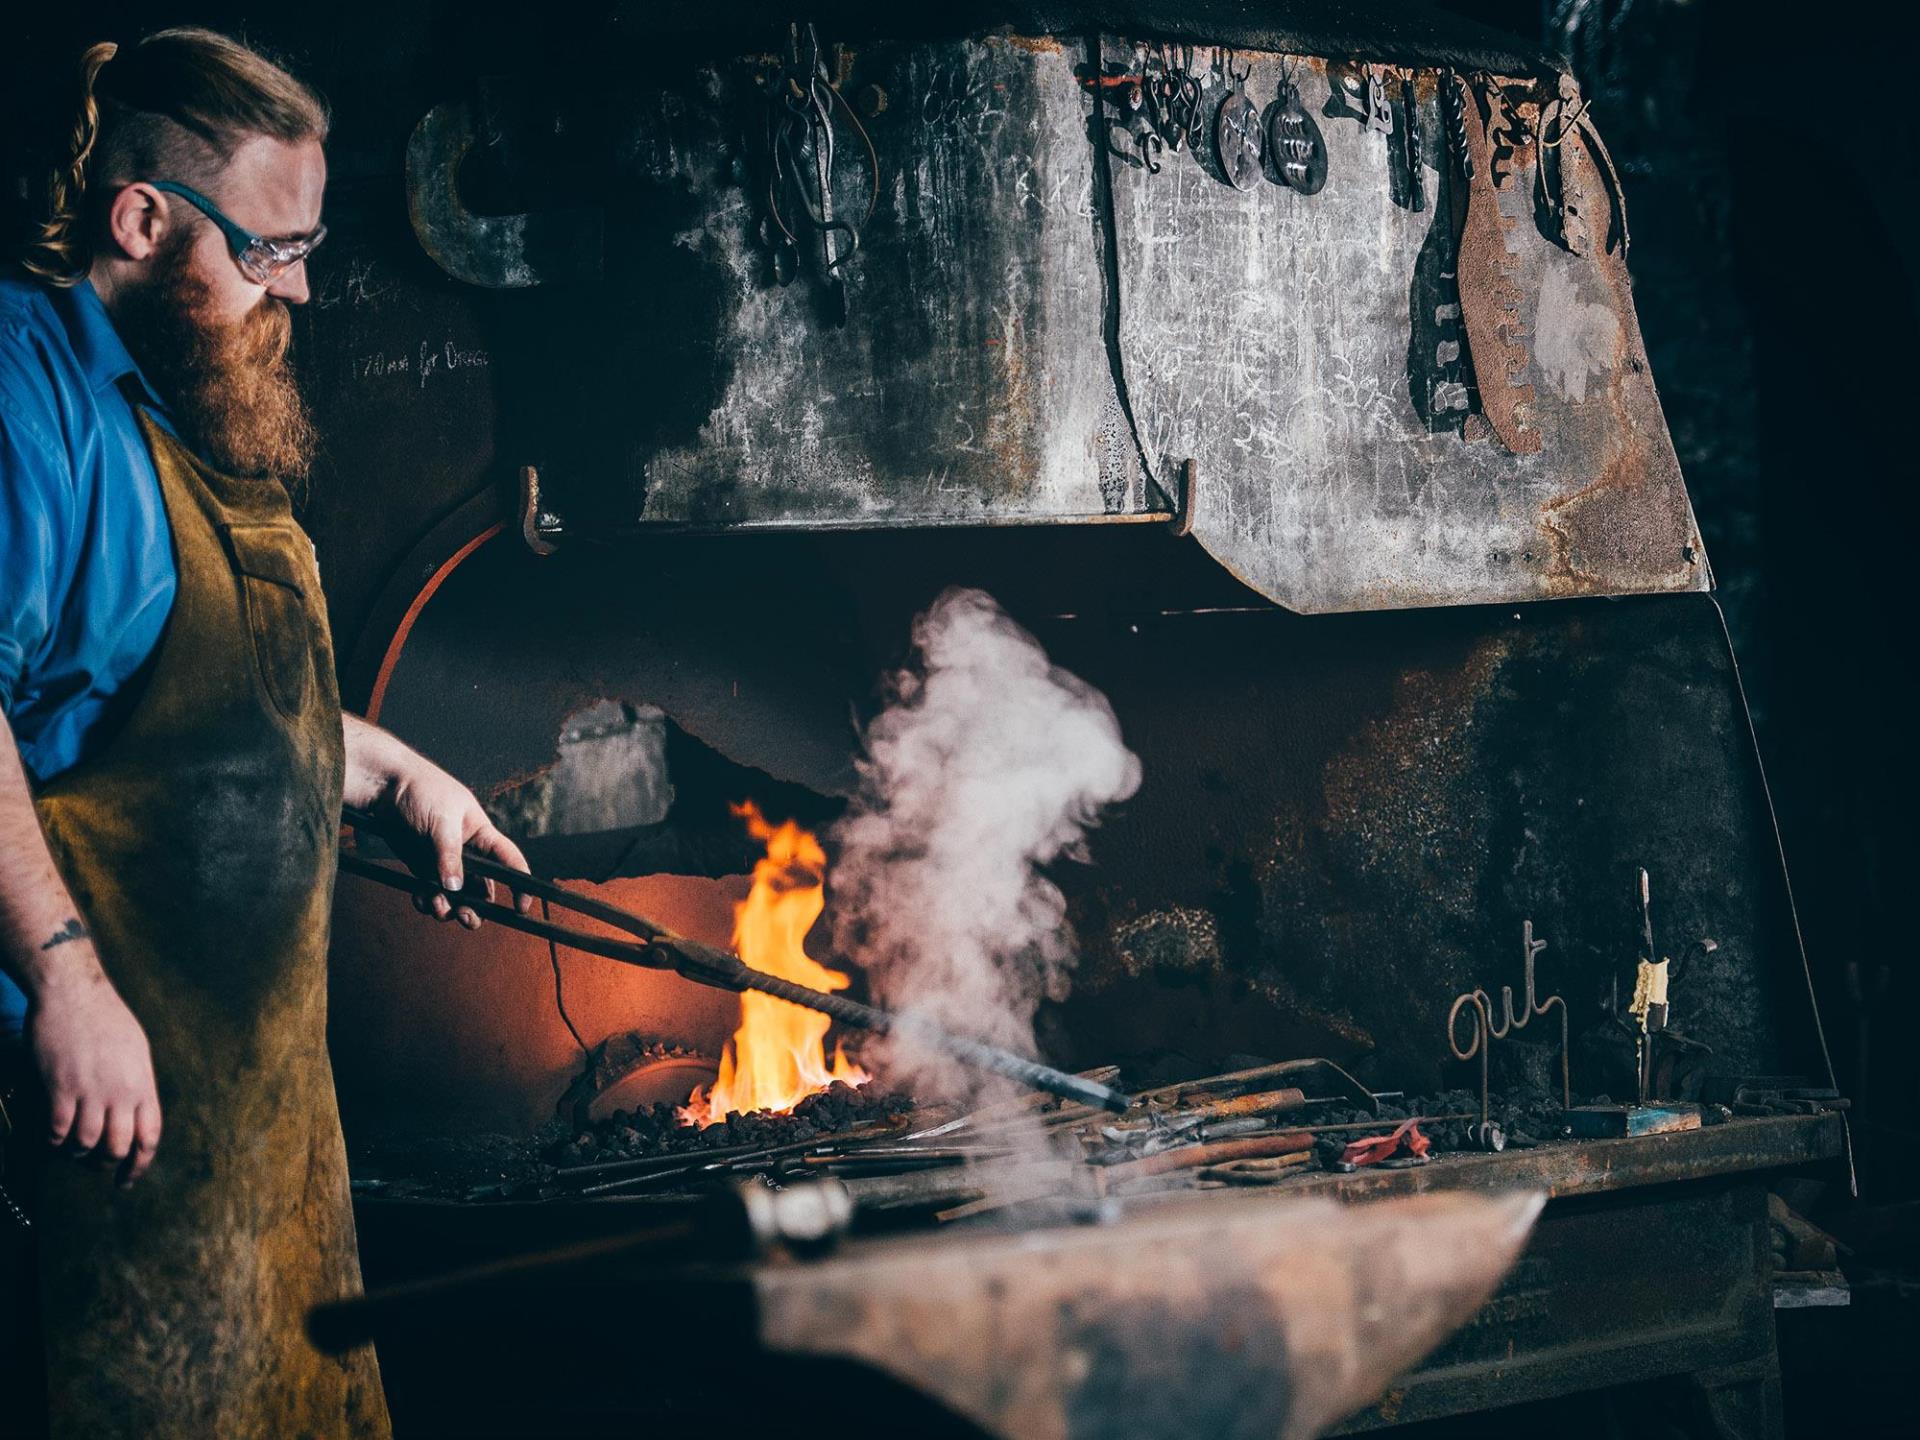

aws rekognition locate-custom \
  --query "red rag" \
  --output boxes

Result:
[1338,1119,1431,1167]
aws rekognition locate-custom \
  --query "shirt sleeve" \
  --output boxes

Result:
[0,383,71,716]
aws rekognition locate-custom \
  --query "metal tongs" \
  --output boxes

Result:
[337,806,1134,1115]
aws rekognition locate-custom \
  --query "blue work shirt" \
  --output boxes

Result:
[0,270,177,1037]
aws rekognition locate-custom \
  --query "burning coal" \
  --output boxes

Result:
[830,587,1141,1106]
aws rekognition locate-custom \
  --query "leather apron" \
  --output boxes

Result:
[25,409,389,1438]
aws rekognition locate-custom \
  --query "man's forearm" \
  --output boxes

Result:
[0,709,107,1001]
[341,711,415,809]
[339,711,529,920]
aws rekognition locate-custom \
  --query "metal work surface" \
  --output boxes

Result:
[1263,1112,1842,1205]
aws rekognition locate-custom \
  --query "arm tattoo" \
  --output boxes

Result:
[38,918,89,951]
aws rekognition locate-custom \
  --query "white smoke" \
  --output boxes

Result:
[829,587,1142,1106]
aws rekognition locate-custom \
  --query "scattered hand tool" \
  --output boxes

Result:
[340,806,1134,1115]
[1200,1153,1313,1185]
[1093,1131,1315,1186]
[1631,867,1669,1104]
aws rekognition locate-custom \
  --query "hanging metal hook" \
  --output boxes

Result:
[765,22,880,284]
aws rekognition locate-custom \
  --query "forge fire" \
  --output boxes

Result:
[677,805,869,1129]
[1,4,1897,1440]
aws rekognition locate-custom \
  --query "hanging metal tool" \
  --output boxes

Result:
[1266,62,1327,195]
[1146,42,1204,153]
[1399,69,1425,212]
[1411,68,1479,433]
[1364,64,1396,134]
[1449,72,1541,455]
[1213,50,1263,190]
[338,806,1134,1115]
[765,22,879,323]
[1535,72,1629,258]
[1083,63,1164,174]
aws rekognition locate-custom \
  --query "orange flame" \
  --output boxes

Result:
[679,803,868,1127]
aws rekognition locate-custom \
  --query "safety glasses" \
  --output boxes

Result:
[148,180,326,285]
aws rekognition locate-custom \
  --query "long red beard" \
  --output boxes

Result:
[113,238,317,489]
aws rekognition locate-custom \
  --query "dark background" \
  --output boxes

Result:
[5,3,1916,1436]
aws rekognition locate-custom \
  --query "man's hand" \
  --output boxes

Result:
[386,765,533,929]
[2,711,161,1186]
[30,963,161,1187]
[342,713,531,928]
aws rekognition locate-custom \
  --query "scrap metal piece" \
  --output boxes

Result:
[1564,1103,1701,1139]
[404,101,602,289]
[1450,72,1541,455]
[1339,1118,1433,1169]
[1199,1153,1312,1184]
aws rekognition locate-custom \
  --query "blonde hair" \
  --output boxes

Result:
[18,27,328,286]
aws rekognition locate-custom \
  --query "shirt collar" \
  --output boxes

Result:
[54,279,170,415]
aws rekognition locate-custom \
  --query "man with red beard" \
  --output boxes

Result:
[0,28,525,1438]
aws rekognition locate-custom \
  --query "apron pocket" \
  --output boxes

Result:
[220,524,316,719]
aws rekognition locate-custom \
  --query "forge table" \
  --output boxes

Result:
[1314,1113,1845,1436]
[352,1113,1844,1440]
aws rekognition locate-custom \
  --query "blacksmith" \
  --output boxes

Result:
[0,28,527,1437]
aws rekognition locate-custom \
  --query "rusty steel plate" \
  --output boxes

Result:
[1104,44,1708,612]
[628,35,1150,527]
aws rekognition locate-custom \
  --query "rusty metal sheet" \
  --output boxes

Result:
[1103,45,1708,613]
[629,35,1150,527]
[754,1188,1543,1440]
